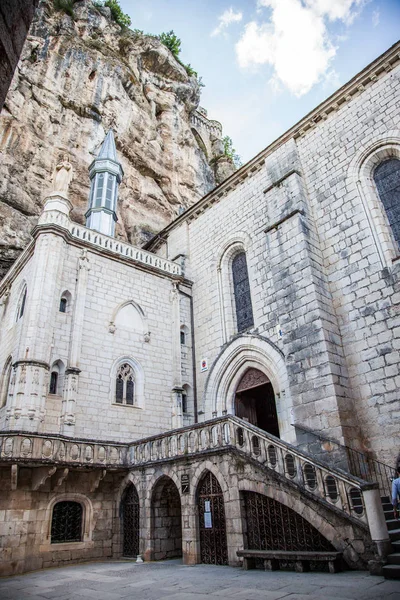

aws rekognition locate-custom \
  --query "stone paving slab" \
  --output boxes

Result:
[0,560,398,600]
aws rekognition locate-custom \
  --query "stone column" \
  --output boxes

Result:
[181,494,200,565]
[61,249,90,435]
[363,487,391,558]
[170,282,183,429]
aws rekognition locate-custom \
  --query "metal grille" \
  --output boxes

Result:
[51,501,82,543]
[198,472,228,565]
[121,483,140,557]
[374,158,400,248]
[243,492,334,552]
[232,252,254,332]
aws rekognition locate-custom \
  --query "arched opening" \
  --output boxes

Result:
[197,471,228,565]
[121,483,140,557]
[191,128,208,159]
[234,368,280,437]
[49,360,65,396]
[0,357,12,409]
[151,476,182,560]
[241,491,335,553]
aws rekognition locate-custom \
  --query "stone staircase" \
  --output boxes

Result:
[381,495,400,579]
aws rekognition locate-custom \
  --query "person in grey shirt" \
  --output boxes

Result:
[393,468,400,520]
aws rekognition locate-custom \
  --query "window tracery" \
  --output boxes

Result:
[115,363,135,405]
[232,252,254,332]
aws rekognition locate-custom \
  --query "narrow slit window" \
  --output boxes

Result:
[180,330,185,345]
[49,372,58,395]
[59,297,67,313]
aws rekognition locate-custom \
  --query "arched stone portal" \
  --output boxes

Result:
[151,476,182,560]
[235,368,280,437]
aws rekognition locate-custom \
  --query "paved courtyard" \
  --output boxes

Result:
[0,560,398,600]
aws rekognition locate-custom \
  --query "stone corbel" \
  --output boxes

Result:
[32,466,57,491]
[90,469,107,492]
[53,467,69,489]
[11,464,18,490]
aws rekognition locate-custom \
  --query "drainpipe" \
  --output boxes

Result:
[178,286,198,423]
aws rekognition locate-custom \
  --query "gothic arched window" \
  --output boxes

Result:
[374,158,400,249]
[51,501,83,543]
[232,252,254,332]
[115,363,135,405]
[0,357,12,409]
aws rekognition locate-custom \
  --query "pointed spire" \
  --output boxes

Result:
[85,129,124,238]
[97,129,118,162]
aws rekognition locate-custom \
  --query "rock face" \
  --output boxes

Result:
[0,0,234,279]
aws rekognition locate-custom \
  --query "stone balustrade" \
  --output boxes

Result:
[0,432,128,467]
[190,110,223,139]
[69,224,182,276]
[127,416,376,526]
[0,416,378,527]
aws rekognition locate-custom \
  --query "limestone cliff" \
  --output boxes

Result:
[0,0,234,278]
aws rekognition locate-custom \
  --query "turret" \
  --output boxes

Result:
[85,130,123,237]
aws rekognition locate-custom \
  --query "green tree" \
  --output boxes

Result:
[93,0,131,28]
[222,136,242,169]
[159,30,181,59]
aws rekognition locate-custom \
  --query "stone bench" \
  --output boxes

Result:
[237,550,343,574]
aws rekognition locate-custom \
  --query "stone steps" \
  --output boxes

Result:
[381,494,400,580]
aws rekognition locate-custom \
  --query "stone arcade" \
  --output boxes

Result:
[0,42,400,577]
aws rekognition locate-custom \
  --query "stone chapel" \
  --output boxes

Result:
[0,40,399,578]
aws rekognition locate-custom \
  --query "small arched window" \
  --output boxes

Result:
[180,330,185,345]
[49,360,65,395]
[115,363,135,405]
[182,390,187,413]
[51,501,83,543]
[16,285,27,321]
[374,158,400,249]
[232,252,254,332]
[59,298,67,313]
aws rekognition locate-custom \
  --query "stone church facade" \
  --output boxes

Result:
[0,42,399,576]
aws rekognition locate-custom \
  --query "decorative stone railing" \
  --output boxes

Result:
[127,416,382,528]
[0,432,128,467]
[0,416,385,534]
[190,110,223,139]
[69,224,182,277]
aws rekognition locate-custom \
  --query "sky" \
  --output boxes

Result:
[118,0,400,163]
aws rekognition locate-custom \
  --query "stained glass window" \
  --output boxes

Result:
[232,252,254,332]
[374,158,400,249]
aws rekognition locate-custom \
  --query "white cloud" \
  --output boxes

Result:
[237,0,366,97]
[372,8,380,27]
[211,7,243,37]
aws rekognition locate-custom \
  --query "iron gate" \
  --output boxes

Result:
[121,483,140,557]
[198,472,228,565]
[243,491,334,551]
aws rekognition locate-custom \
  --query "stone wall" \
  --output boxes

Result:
[0,209,191,441]
[0,447,375,576]
[157,60,400,467]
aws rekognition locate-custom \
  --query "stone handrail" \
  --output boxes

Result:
[0,416,382,529]
[0,432,128,467]
[69,224,182,277]
[127,415,380,526]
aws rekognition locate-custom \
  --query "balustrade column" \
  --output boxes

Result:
[363,487,391,558]
[61,249,90,435]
